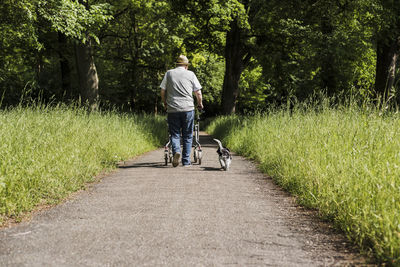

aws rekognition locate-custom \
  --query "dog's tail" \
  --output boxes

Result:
[213,138,224,151]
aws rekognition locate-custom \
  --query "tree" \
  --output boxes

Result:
[38,0,112,109]
[58,32,72,93]
[221,17,251,114]
[250,0,377,104]
[75,36,99,109]
[0,0,396,113]
[168,0,253,114]
[95,0,179,112]
[0,0,42,104]
[374,0,400,102]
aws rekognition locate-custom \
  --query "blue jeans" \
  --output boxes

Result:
[167,110,194,165]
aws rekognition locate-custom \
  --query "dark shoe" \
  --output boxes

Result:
[172,152,181,167]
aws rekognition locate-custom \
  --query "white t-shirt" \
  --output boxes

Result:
[160,66,202,113]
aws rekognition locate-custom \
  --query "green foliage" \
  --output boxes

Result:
[0,105,166,224]
[95,0,175,111]
[0,0,42,103]
[95,0,230,113]
[190,53,225,114]
[238,63,270,113]
[0,0,399,112]
[168,0,247,53]
[38,0,113,43]
[251,0,378,104]
[207,104,400,264]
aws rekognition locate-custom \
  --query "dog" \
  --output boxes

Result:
[213,139,232,171]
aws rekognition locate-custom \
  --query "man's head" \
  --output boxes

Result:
[176,55,190,68]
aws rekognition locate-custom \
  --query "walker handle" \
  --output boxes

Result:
[196,108,205,120]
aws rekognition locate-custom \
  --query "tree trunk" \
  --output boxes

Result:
[221,19,250,115]
[73,0,99,109]
[58,32,71,95]
[320,16,337,94]
[128,10,139,111]
[375,36,400,101]
[74,37,99,110]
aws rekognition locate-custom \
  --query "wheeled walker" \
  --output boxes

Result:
[192,109,204,164]
[163,109,204,166]
[164,120,173,166]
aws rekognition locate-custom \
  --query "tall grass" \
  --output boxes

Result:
[207,105,400,265]
[0,104,166,224]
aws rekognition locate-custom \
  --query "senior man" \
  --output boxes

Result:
[160,55,204,167]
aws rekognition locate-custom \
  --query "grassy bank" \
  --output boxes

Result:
[0,105,166,225]
[207,106,400,265]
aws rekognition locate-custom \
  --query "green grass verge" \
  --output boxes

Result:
[0,105,166,224]
[207,107,400,265]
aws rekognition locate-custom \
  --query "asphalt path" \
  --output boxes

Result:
[0,132,370,266]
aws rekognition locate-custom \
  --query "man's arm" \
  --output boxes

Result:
[194,90,203,109]
[160,89,167,109]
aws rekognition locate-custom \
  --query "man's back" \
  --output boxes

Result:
[161,66,201,113]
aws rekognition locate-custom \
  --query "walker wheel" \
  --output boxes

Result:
[198,151,202,165]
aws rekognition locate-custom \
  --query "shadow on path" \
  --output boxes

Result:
[118,162,165,169]
[201,166,223,171]
[118,132,220,170]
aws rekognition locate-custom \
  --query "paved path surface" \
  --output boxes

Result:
[0,133,370,266]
